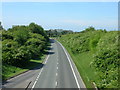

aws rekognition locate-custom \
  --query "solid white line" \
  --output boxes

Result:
[57,41,80,88]
[31,52,50,89]
[7,51,50,82]
[44,55,50,64]
[31,68,43,89]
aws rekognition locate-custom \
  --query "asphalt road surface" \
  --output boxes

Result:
[2,39,86,89]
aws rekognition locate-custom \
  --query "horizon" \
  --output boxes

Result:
[2,2,118,31]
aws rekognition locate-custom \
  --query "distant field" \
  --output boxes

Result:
[58,29,119,89]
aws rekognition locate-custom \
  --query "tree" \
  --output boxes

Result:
[85,26,95,31]
[29,22,48,40]
[0,22,3,30]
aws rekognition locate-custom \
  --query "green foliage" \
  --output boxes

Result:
[46,29,73,37]
[58,28,119,88]
[2,22,49,70]
[13,28,29,45]
[2,30,14,40]
[91,31,119,88]
[29,23,48,40]
[0,21,3,30]
[2,40,19,65]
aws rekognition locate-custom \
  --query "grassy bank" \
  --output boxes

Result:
[58,40,96,88]
[2,52,47,81]
[57,28,119,89]
[2,42,51,81]
[2,23,50,81]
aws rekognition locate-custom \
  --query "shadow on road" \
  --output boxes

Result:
[44,39,55,55]
[2,39,55,85]
[47,51,55,55]
[47,47,53,50]
[49,39,55,43]
[2,63,45,85]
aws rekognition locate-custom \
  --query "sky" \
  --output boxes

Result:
[1,0,119,2]
[1,2,118,31]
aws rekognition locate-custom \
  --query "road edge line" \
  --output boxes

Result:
[31,44,51,89]
[56,40,80,89]
[65,46,87,88]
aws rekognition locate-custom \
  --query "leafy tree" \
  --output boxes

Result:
[13,28,29,45]
[2,22,49,67]
[0,22,3,30]
[29,23,48,40]
[2,30,14,41]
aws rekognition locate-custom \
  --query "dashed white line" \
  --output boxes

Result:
[56,73,58,76]
[55,81,58,87]
[57,67,58,70]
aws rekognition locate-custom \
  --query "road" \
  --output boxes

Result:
[2,39,86,89]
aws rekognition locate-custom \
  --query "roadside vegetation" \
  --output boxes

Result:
[1,22,49,81]
[46,29,73,37]
[58,27,119,89]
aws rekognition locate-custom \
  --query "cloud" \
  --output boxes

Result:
[1,0,119,2]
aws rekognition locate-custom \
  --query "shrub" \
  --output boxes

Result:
[2,40,19,65]
[13,29,29,45]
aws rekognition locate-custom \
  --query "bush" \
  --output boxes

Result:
[92,31,119,88]
[13,46,31,66]
[13,29,29,45]
[58,28,119,88]
[2,30,13,40]
[2,40,19,65]
[2,22,49,67]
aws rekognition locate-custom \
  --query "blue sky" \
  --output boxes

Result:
[2,2,118,31]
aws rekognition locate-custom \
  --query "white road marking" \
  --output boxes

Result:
[56,73,58,76]
[55,81,58,87]
[31,68,43,89]
[31,50,50,89]
[6,53,50,82]
[57,41,80,89]
[57,67,58,70]
[44,54,50,64]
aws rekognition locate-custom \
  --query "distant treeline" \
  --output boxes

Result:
[45,29,73,37]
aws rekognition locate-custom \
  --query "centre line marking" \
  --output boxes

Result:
[56,73,58,76]
[55,81,58,87]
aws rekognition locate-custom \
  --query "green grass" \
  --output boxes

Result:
[60,42,98,88]
[2,53,46,81]
[57,30,119,89]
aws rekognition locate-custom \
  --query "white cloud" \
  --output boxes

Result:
[1,0,119,2]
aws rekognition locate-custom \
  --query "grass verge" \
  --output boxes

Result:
[2,42,51,81]
[58,40,98,89]
[2,54,46,81]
